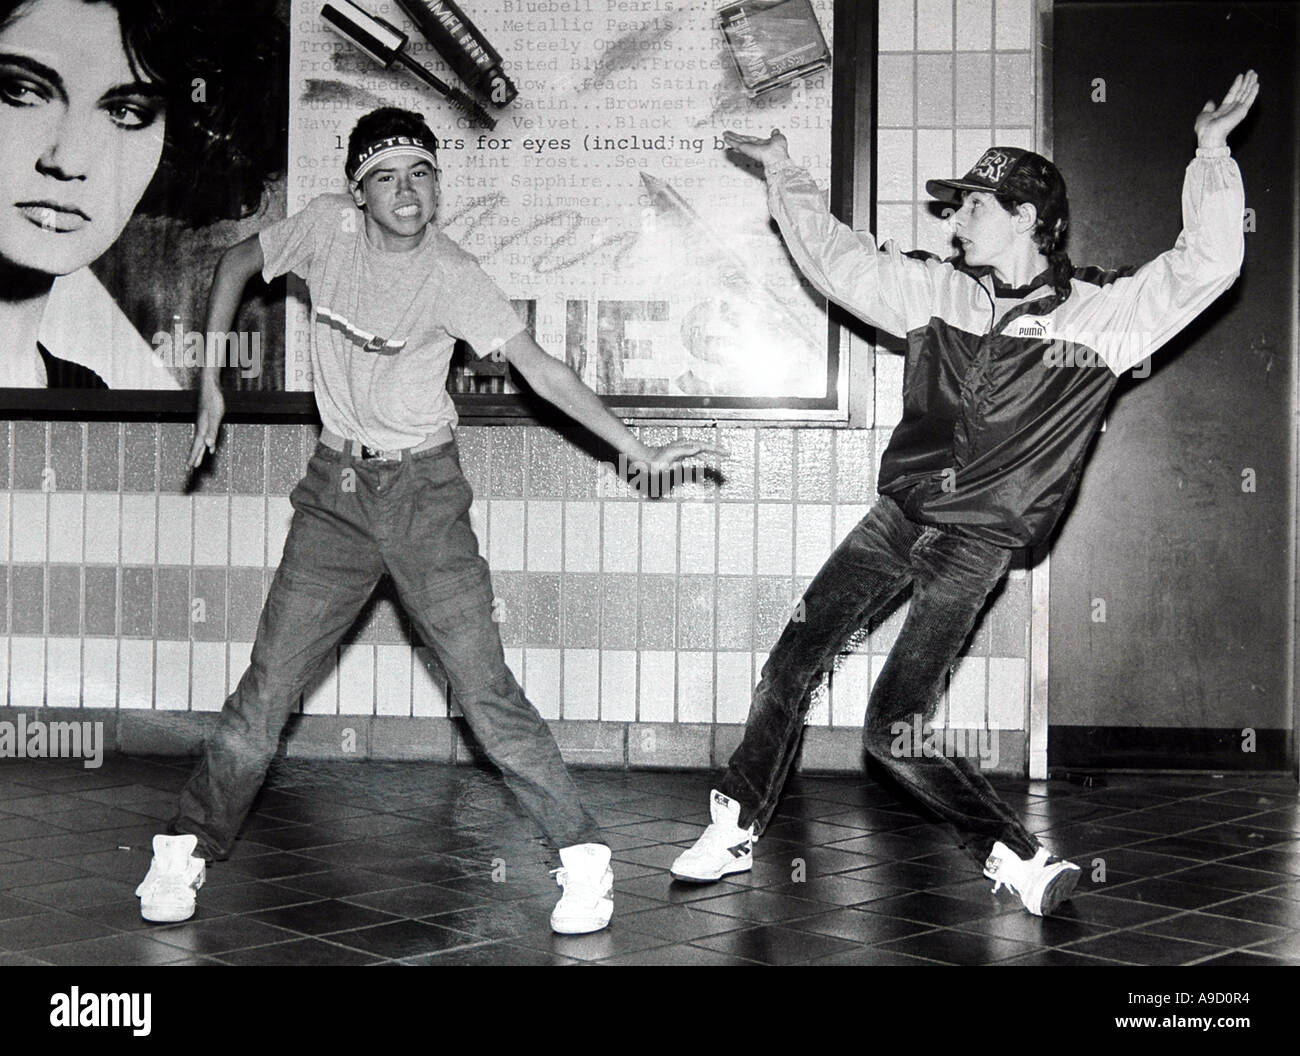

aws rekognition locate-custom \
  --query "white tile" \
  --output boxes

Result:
[717,504,755,576]
[795,504,834,577]
[302,655,338,715]
[227,642,254,696]
[995,0,1032,49]
[81,638,117,710]
[947,655,986,727]
[120,495,157,565]
[468,499,489,560]
[876,203,914,248]
[156,495,192,566]
[47,493,84,564]
[831,653,874,728]
[338,645,375,716]
[637,650,675,723]
[562,649,600,719]
[523,647,562,720]
[525,500,563,572]
[118,640,155,710]
[639,502,678,575]
[879,0,915,51]
[600,503,639,574]
[599,650,637,721]
[563,502,600,572]
[0,495,9,562]
[676,651,714,724]
[192,495,229,566]
[988,656,1027,729]
[876,351,905,428]
[155,641,190,712]
[504,646,524,681]
[715,652,754,724]
[229,496,266,568]
[191,642,228,713]
[489,499,525,571]
[45,638,80,707]
[83,494,119,564]
[956,0,994,49]
[266,496,294,567]
[678,502,716,575]
[11,493,47,563]
[994,126,1034,151]
[917,0,954,49]
[375,645,413,716]
[877,129,915,202]
[956,130,993,176]
[412,646,448,717]
[755,504,793,575]
[9,638,45,708]
[916,129,955,201]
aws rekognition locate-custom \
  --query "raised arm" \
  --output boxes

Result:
[188,233,265,468]
[724,129,943,339]
[1079,71,1258,375]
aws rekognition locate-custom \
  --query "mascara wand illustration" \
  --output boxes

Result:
[321,0,496,129]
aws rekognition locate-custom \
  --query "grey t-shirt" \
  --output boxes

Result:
[260,193,526,449]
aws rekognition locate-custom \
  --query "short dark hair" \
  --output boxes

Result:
[346,108,439,180]
[0,0,288,225]
[992,154,1070,257]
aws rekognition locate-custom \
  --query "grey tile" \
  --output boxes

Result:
[122,422,158,492]
[85,422,121,491]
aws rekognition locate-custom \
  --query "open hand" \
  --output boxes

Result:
[722,128,791,168]
[1195,70,1259,149]
[639,440,728,476]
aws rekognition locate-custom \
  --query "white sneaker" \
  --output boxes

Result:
[983,840,1081,916]
[136,834,205,923]
[550,843,614,935]
[670,790,756,882]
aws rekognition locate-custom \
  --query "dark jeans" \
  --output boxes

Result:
[174,440,601,859]
[720,494,1039,863]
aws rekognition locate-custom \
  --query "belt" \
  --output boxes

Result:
[319,425,453,462]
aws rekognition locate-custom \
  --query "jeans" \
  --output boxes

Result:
[174,440,601,859]
[719,494,1039,863]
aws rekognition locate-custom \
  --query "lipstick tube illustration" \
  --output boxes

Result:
[321,0,496,128]
[395,0,518,107]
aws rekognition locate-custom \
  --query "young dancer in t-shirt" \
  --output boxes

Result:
[136,107,716,935]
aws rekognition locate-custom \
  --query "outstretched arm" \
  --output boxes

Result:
[1077,70,1259,376]
[501,332,723,474]
[724,129,943,339]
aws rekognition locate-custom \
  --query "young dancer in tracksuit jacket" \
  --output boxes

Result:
[673,71,1258,915]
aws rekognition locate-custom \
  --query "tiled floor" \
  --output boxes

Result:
[1,754,1298,966]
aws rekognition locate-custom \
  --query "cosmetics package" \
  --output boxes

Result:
[395,0,518,107]
[717,0,831,97]
[321,0,496,128]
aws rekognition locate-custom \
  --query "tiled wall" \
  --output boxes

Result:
[0,0,1040,768]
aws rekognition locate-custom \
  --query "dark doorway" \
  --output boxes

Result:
[1047,1,1298,770]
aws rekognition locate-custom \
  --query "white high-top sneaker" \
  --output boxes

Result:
[136,834,206,923]
[983,840,1081,916]
[550,843,614,935]
[670,790,756,882]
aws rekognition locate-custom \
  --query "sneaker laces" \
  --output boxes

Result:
[550,866,611,897]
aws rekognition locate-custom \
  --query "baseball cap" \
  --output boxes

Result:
[926,146,1060,209]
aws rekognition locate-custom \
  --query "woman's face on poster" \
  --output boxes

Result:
[0,0,165,276]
